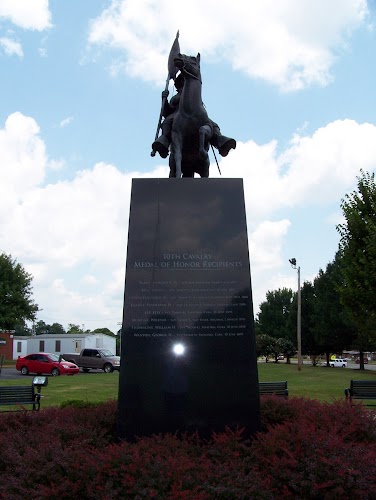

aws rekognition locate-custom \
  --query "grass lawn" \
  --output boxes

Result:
[1,363,375,409]
[0,372,120,409]
[258,361,376,402]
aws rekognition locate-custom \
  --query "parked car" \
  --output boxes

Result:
[355,358,368,364]
[329,358,348,368]
[16,353,79,376]
[61,348,120,373]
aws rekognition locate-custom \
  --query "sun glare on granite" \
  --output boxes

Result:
[172,343,185,356]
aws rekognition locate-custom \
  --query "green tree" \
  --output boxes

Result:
[66,324,86,335]
[255,333,276,361]
[49,323,66,335]
[35,320,50,335]
[337,170,376,368]
[14,323,32,336]
[0,253,39,329]
[276,338,296,363]
[312,255,355,365]
[257,288,295,343]
[34,321,66,335]
[92,327,115,336]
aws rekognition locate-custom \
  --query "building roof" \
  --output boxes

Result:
[27,333,114,340]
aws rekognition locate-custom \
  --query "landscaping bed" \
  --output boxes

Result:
[0,397,375,498]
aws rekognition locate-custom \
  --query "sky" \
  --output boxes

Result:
[1,0,376,334]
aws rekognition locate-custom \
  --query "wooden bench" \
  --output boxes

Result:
[345,380,376,406]
[259,381,288,397]
[0,385,41,411]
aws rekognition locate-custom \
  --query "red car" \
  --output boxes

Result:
[16,353,79,376]
[355,358,368,364]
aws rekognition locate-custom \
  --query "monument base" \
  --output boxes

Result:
[118,178,260,439]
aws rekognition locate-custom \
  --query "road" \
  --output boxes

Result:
[0,367,111,380]
[1,362,375,380]
[258,359,376,371]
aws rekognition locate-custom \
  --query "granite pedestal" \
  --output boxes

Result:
[118,178,260,439]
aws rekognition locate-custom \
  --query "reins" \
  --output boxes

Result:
[180,63,202,83]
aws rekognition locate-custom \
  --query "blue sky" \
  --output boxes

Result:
[1,0,376,334]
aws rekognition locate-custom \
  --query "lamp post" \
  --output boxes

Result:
[289,258,302,371]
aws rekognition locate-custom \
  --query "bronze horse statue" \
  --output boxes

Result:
[169,53,213,178]
[152,51,236,178]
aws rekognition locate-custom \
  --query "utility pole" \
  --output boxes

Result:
[289,258,302,371]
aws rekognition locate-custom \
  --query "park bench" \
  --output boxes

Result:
[345,380,376,406]
[0,376,48,412]
[259,381,288,398]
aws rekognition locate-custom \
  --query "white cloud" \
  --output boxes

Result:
[326,210,344,226]
[249,220,291,271]
[0,36,23,57]
[48,159,65,171]
[278,119,376,204]
[38,47,47,57]
[0,112,47,215]
[217,119,376,225]
[1,111,376,332]
[0,0,52,31]
[87,0,368,91]
[252,272,297,315]
[59,116,74,128]
[81,274,98,285]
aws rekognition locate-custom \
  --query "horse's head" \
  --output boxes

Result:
[174,53,201,82]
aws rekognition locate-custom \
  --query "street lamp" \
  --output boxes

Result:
[289,258,302,371]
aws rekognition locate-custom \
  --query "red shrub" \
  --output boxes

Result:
[254,397,376,497]
[0,397,375,499]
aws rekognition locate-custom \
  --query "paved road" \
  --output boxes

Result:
[0,367,23,379]
[1,363,375,380]
[0,367,111,380]
[259,359,376,371]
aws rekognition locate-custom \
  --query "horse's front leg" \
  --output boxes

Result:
[171,131,183,178]
[199,124,212,161]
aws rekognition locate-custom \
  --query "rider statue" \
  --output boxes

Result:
[151,74,236,163]
[151,33,236,177]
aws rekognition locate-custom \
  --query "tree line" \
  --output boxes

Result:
[256,170,376,369]
[0,253,115,338]
[1,170,376,368]
[31,322,116,337]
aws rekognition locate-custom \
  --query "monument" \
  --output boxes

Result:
[117,34,260,440]
[151,31,236,178]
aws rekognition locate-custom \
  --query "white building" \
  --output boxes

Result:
[12,333,116,360]
[13,336,28,359]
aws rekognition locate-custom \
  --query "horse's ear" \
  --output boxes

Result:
[197,52,200,64]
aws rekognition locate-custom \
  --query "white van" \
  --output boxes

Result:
[329,358,347,368]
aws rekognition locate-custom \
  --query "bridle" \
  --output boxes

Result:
[177,58,202,84]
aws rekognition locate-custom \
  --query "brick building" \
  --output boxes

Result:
[0,331,15,361]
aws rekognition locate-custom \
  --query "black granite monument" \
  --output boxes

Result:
[118,34,259,438]
[118,178,260,439]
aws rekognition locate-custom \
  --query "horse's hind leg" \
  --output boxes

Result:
[198,158,209,178]
[199,124,211,161]
[182,170,194,178]
[171,132,183,178]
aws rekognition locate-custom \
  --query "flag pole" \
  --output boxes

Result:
[150,75,170,156]
[151,31,180,157]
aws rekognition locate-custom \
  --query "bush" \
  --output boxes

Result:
[0,397,375,499]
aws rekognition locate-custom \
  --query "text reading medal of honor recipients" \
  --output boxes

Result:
[130,253,248,339]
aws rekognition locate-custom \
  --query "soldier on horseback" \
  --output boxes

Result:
[151,34,236,177]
